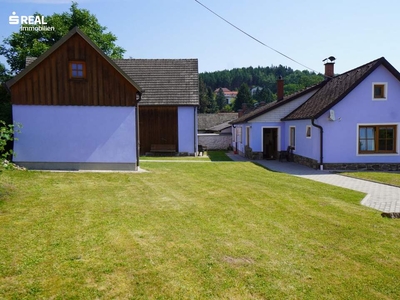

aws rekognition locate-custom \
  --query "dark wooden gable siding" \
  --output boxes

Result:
[11,33,138,106]
[139,106,178,155]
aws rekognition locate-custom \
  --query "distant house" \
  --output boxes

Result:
[198,113,237,150]
[7,27,199,171]
[250,86,263,96]
[214,87,238,104]
[231,57,400,170]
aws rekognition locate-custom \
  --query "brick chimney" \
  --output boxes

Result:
[277,75,284,101]
[324,62,334,78]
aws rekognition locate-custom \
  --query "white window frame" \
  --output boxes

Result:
[372,82,388,101]
[236,126,242,144]
[246,126,250,146]
[306,125,312,139]
[289,126,296,150]
[261,126,281,152]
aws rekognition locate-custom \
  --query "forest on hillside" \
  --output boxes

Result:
[199,65,324,113]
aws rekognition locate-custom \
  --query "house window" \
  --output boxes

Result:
[306,125,312,138]
[359,125,397,153]
[246,127,250,146]
[236,127,242,143]
[69,61,86,79]
[372,82,387,100]
[289,126,296,149]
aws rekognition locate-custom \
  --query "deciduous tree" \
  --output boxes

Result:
[0,2,125,74]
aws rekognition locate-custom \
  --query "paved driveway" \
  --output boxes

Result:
[226,153,400,213]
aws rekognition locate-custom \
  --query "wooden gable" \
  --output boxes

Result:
[10,30,140,107]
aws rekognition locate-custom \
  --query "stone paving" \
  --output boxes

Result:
[226,152,400,213]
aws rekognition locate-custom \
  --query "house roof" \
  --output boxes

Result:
[230,81,325,124]
[114,59,199,106]
[214,87,231,93]
[6,27,142,93]
[206,121,232,132]
[283,57,400,120]
[198,113,238,131]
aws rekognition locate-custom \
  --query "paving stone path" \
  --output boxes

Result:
[226,153,400,213]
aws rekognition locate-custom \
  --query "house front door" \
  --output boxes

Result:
[263,128,278,159]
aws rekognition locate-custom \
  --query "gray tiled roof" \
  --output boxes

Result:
[114,59,199,106]
[198,113,238,130]
[207,121,232,132]
[283,57,400,120]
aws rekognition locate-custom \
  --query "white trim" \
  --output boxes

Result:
[289,126,296,150]
[246,126,251,147]
[372,82,388,101]
[306,125,312,139]
[356,122,399,156]
[261,126,281,152]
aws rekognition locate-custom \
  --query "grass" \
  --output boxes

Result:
[140,150,232,162]
[1,162,400,299]
[341,171,400,187]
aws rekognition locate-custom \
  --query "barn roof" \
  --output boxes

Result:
[114,59,199,106]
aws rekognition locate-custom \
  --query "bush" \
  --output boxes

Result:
[0,121,22,168]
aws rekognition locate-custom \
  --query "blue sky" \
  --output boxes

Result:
[1,0,400,75]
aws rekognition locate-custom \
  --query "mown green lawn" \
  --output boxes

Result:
[1,161,399,299]
[341,171,400,187]
[140,150,232,162]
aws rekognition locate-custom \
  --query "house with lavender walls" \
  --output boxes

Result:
[230,78,324,159]
[231,57,400,170]
[7,27,142,171]
[283,57,400,170]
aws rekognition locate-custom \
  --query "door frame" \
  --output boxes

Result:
[261,126,281,159]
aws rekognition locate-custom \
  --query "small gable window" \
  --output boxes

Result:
[69,61,86,79]
[372,83,387,100]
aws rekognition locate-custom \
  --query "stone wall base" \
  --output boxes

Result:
[293,154,319,169]
[244,146,263,160]
[323,163,400,171]
[292,154,400,171]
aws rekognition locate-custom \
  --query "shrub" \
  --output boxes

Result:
[0,121,24,170]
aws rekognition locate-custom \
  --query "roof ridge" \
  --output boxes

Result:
[331,57,384,79]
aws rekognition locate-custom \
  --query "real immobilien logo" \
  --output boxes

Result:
[9,12,55,31]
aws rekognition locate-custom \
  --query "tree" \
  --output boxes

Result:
[234,83,252,112]
[0,2,125,74]
[198,78,209,113]
[206,87,218,113]
[0,63,12,124]
[216,88,226,111]
[254,87,275,104]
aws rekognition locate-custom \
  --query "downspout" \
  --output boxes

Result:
[194,106,198,156]
[311,118,323,170]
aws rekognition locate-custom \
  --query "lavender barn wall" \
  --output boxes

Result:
[178,106,197,154]
[12,105,137,169]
